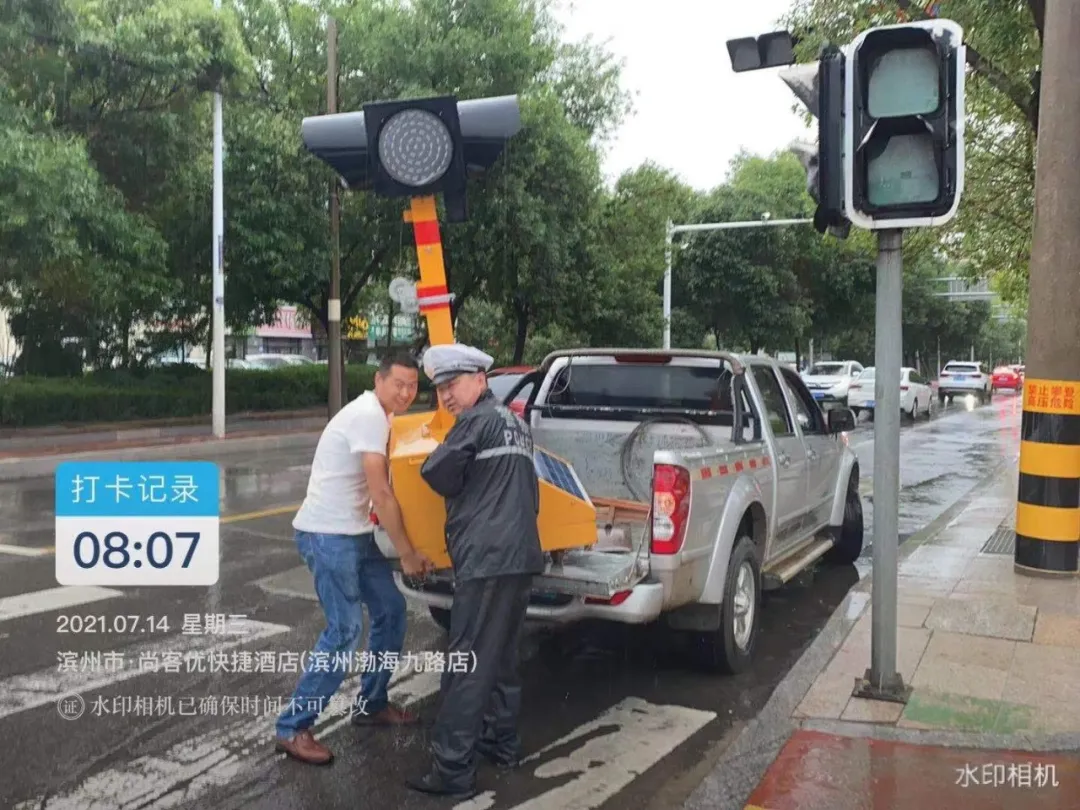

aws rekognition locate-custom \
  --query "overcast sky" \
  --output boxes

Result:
[553,0,812,191]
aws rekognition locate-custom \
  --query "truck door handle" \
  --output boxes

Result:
[777,452,791,467]
[806,449,818,461]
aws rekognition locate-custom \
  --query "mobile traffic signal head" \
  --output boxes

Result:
[844,19,965,229]
[301,94,521,222]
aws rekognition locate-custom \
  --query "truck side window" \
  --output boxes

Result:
[779,367,828,435]
[751,366,794,437]
[736,383,762,442]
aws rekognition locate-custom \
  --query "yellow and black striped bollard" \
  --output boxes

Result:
[1015,379,1080,575]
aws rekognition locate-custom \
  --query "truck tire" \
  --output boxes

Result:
[429,606,451,632]
[693,535,760,675]
[826,478,864,564]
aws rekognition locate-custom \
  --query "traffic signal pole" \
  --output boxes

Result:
[857,228,911,701]
[1014,0,1080,576]
[326,17,343,417]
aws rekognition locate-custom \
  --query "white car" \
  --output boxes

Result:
[937,361,992,404]
[801,360,865,405]
[243,353,315,370]
[847,367,934,420]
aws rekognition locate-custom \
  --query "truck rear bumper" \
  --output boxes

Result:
[395,573,665,625]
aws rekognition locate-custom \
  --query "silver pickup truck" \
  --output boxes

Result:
[378,348,864,674]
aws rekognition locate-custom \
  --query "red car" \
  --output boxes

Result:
[991,365,1022,391]
[486,365,536,416]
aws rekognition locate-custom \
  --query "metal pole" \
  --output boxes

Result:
[326,17,343,416]
[1014,0,1080,576]
[856,228,910,702]
[663,220,673,349]
[662,217,813,349]
[210,0,225,438]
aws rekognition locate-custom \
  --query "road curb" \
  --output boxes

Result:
[680,457,1017,810]
[0,431,321,482]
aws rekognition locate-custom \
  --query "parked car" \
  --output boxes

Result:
[937,361,992,404]
[801,360,865,405]
[486,365,536,416]
[242,353,315,370]
[380,349,863,674]
[992,365,1023,391]
[846,366,933,420]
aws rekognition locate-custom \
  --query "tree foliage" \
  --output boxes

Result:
[0,0,1019,388]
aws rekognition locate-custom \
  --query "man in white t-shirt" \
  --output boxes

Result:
[274,352,432,766]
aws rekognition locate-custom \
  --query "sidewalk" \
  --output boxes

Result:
[685,460,1080,810]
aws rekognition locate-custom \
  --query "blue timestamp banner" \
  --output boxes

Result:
[55,461,220,587]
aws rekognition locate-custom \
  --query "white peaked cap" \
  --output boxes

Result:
[421,343,495,385]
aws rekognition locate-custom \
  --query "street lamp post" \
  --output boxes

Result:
[662,217,813,348]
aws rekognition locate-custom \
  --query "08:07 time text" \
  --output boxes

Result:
[72,530,201,569]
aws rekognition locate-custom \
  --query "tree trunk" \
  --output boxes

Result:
[512,301,529,365]
[794,337,802,369]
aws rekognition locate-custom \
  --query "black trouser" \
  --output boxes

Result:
[429,573,532,788]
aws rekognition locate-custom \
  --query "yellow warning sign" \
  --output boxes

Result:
[1023,379,1080,416]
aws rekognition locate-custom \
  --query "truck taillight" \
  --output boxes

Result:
[900,385,909,391]
[651,464,690,555]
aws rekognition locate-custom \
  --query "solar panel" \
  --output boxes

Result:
[534,448,590,503]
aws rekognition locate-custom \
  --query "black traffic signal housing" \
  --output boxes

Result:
[814,45,848,237]
[300,94,521,222]
[845,20,965,229]
[781,45,850,239]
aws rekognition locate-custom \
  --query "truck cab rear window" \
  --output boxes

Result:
[541,362,754,428]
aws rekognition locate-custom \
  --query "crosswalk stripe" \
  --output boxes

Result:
[0,586,122,623]
[0,544,53,557]
[0,619,291,720]
[454,697,716,810]
[10,667,443,810]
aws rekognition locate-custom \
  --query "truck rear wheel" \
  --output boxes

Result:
[826,479,864,564]
[429,606,451,632]
[693,535,760,675]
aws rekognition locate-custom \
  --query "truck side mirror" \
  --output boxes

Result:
[828,407,856,434]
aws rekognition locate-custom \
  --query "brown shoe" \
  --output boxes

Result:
[351,704,419,726]
[275,730,333,765]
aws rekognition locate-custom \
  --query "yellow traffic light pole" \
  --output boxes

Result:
[403,194,455,433]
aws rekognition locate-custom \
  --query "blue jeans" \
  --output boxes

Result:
[275,531,407,738]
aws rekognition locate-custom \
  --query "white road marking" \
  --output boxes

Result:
[11,667,443,809]
[455,696,716,810]
[0,586,122,623]
[0,619,291,719]
[0,544,53,557]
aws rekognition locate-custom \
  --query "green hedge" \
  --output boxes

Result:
[0,365,435,428]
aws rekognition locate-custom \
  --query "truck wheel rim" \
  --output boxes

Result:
[733,561,755,650]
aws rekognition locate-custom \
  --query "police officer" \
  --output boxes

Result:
[407,343,545,800]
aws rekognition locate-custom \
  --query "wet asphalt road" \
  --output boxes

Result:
[0,393,1022,810]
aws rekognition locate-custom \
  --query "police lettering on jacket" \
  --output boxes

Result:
[420,390,545,582]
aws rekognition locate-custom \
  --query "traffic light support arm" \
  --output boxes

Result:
[662,217,813,348]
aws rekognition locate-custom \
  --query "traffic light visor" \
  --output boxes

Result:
[377,108,454,187]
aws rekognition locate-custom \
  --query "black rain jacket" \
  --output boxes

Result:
[420,389,545,582]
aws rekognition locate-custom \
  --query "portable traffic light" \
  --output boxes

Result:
[844,19,965,229]
[781,45,849,239]
[301,94,521,222]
